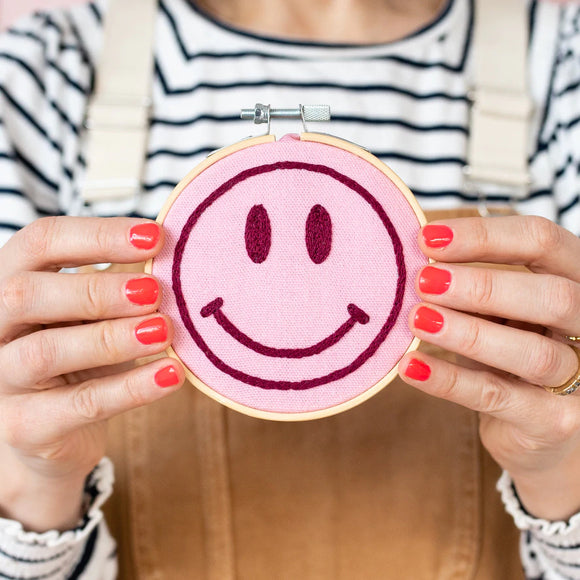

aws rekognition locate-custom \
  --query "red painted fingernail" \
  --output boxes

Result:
[414,306,444,333]
[404,358,431,381]
[423,224,453,248]
[129,223,160,250]
[155,365,180,388]
[125,278,159,305]
[419,266,451,295]
[135,317,168,344]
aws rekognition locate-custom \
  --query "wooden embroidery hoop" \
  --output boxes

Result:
[146,131,427,421]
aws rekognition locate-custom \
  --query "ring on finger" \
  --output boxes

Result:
[544,347,580,396]
[563,335,580,342]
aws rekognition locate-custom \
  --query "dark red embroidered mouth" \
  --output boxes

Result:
[201,297,369,359]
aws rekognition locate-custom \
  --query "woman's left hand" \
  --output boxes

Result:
[398,215,580,521]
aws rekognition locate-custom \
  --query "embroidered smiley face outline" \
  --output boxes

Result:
[148,133,427,421]
[172,161,406,391]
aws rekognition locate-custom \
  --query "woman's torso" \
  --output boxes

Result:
[1,1,577,577]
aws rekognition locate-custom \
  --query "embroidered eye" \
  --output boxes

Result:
[245,204,271,263]
[305,204,332,264]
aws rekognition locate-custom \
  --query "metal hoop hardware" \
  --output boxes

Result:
[240,103,331,135]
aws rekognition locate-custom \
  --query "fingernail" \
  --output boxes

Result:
[419,266,451,295]
[135,317,168,344]
[414,306,444,333]
[129,223,160,250]
[404,358,431,381]
[155,365,180,388]
[422,224,453,248]
[125,278,159,305]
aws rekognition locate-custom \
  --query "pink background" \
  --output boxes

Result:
[0,0,85,28]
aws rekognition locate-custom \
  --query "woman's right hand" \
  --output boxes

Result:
[0,217,184,532]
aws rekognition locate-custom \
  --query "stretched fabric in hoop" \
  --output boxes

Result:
[152,134,427,419]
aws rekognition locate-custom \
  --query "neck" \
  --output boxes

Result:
[194,0,447,44]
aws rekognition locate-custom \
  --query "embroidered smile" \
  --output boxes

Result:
[200,298,369,358]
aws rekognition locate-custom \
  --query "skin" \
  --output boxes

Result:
[195,0,447,44]
[399,216,580,520]
[0,217,185,531]
[0,0,578,533]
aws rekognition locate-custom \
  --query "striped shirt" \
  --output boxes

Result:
[0,0,579,578]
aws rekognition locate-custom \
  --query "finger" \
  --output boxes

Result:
[397,352,570,432]
[0,315,173,391]
[409,303,579,388]
[416,265,580,337]
[1,216,163,273]
[0,272,161,340]
[419,216,580,281]
[2,358,185,445]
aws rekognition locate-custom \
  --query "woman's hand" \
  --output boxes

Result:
[398,215,580,521]
[0,217,184,532]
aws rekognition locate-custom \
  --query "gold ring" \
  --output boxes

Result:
[545,347,580,396]
[563,335,580,342]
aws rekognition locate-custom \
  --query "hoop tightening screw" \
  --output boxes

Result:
[240,104,331,124]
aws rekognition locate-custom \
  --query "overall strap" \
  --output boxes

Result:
[467,0,533,195]
[81,0,156,202]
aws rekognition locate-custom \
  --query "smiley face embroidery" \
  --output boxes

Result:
[152,135,427,418]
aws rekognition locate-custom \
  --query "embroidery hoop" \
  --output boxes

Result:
[146,130,427,421]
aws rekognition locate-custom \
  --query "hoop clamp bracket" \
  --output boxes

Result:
[241,103,331,133]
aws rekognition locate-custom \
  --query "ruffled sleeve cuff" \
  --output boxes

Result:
[0,457,114,575]
[499,470,580,580]
[498,470,580,544]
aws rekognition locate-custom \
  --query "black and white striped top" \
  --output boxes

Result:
[0,0,579,577]
[1,0,579,242]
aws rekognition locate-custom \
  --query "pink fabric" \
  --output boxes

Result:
[153,135,428,416]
